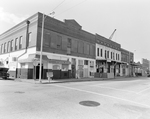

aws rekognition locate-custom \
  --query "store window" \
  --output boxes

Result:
[62,64,69,71]
[84,60,88,65]
[53,65,60,70]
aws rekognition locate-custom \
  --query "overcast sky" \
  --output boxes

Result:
[0,0,150,62]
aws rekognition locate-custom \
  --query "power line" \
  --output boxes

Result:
[51,0,66,11]
[54,0,88,17]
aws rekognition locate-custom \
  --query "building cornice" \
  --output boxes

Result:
[0,13,39,40]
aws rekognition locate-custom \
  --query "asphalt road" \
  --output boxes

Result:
[1,77,150,119]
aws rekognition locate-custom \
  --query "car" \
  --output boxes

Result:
[0,66,9,79]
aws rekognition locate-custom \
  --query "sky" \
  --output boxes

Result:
[0,0,150,62]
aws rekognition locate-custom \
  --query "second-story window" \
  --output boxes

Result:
[105,50,107,58]
[4,42,7,53]
[107,51,109,58]
[57,35,62,49]
[7,41,10,52]
[116,53,118,60]
[10,40,13,51]
[67,38,71,48]
[28,32,32,46]
[1,44,3,54]
[101,49,103,57]
[15,38,18,50]
[97,48,99,56]
[118,54,120,60]
[19,36,23,49]
[111,52,112,59]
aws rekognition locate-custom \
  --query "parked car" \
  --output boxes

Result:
[0,66,9,79]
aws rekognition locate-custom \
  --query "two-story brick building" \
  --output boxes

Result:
[0,12,96,79]
[120,48,135,77]
[95,34,121,78]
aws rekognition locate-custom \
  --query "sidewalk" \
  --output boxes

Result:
[14,76,149,84]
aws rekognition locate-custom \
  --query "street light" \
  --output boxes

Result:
[39,12,55,83]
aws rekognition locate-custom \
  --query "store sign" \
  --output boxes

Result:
[49,59,70,64]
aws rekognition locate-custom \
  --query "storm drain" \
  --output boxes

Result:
[79,101,100,107]
[14,91,25,94]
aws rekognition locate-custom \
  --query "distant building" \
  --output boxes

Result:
[95,34,121,78]
[142,58,150,75]
[120,48,134,77]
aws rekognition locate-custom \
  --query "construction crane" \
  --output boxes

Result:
[109,29,116,40]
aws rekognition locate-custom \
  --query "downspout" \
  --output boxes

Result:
[15,20,30,78]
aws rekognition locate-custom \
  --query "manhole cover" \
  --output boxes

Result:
[79,101,100,107]
[14,91,25,94]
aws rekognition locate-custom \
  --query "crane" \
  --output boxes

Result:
[109,29,116,40]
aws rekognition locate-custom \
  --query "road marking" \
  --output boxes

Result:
[51,84,150,108]
[91,85,137,94]
[137,87,150,94]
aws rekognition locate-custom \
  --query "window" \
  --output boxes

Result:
[90,61,94,67]
[111,52,113,59]
[71,39,77,52]
[118,54,119,60]
[19,36,23,49]
[97,48,99,56]
[113,52,115,60]
[78,60,83,65]
[101,49,103,57]
[56,35,62,49]
[67,38,71,48]
[116,53,118,60]
[1,44,3,53]
[0,45,1,54]
[62,64,69,71]
[4,42,7,53]
[84,43,90,55]
[107,51,109,58]
[15,38,18,50]
[84,60,88,65]
[78,41,84,54]
[105,50,107,58]
[7,41,10,52]
[43,33,51,47]
[90,45,94,56]
[10,40,13,51]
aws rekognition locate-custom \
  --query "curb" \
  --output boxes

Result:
[14,76,149,84]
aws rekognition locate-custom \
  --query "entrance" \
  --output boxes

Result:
[34,64,43,79]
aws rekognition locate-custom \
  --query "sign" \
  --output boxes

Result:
[33,58,38,66]
[47,72,53,78]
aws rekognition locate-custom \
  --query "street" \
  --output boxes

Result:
[1,77,150,119]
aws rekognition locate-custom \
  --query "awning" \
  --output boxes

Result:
[18,54,71,64]
[130,63,141,67]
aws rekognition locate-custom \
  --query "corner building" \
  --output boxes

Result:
[0,12,96,79]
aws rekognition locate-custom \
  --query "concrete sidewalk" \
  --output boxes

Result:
[14,76,148,84]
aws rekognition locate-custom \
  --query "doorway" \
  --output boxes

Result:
[34,64,43,79]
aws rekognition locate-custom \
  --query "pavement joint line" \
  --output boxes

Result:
[51,84,150,108]
[137,87,150,94]
[90,85,137,94]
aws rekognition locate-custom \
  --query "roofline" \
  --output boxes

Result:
[0,12,39,37]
